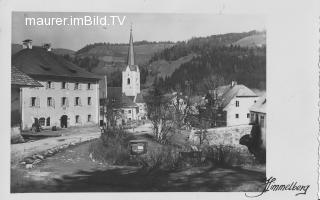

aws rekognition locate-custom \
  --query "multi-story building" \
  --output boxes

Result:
[12,40,101,130]
[213,81,259,127]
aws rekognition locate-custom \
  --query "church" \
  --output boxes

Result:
[101,28,147,126]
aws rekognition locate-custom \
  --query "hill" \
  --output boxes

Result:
[146,31,266,92]
[232,33,266,47]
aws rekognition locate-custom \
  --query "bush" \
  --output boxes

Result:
[136,146,181,172]
[202,145,258,167]
[89,129,135,165]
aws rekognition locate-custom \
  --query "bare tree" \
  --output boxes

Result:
[145,87,173,143]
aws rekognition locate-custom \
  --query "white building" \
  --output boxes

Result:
[250,94,266,149]
[12,40,101,130]
[215,81,259,127]
[102,28,146,125]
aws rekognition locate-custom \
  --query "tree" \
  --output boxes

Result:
[145,87,172,143]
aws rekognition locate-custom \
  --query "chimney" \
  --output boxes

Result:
[231,80,237,87]
[22,39,32,49]
[43,43,52,51]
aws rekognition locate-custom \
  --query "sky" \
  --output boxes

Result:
[12,12,265,51]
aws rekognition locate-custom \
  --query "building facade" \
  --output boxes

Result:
[12,40,101,131]
[250,95,266,148]
[215,82,258,127]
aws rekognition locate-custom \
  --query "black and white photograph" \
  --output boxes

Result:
[0,0,318,199]
[10,12,266,192]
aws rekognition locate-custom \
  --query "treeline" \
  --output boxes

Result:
[155,45,266,94]
[76,41,175,55]
[149,30,263,62]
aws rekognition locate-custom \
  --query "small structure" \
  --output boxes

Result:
[129,140,148,155]
[249,94,266,149]
[11,66,43,142]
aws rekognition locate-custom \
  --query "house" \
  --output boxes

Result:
[250,94,266,148]
[101,28,146,125]
[213,81,259,127]
[12,40,101,130]
[11,65,43,141]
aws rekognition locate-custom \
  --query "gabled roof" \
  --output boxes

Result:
[11,65,43,87]
[12,47,101,81]
[216,84,257,108]
[107,87,138,108]
[135,93,145,103]
[250,94,266,114]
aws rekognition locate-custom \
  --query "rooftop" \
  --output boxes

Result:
[12,46,102,81]
[250,94,266,113]
[216,84,258,108]
[11,65,43,87]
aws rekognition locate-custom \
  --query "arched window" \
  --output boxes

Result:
[127,78,130,85]
[39,117,45,126]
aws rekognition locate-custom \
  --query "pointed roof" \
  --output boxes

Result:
[11,65,43,87]
[216,84,258,108]
[127,27,135,66]
[250,94,266,114]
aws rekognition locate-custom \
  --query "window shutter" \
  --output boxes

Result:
[30,97,33,107]
[79,83,82,90]
[66,98,69,107]
[46,82,49,89]
[66,82,69,89]
[51,82,55,89]
[79,98,82,106]
[52,98,55,108]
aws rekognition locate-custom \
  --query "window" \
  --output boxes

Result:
[75,115,80,123]
[87,83,91,90]
[75,97,80,106]
[87,114,91,122]
[127,78,130,85]
[235,114,239,118]
[62,97,67,106]
[46,81,53,89]
[31,97,36,107]
[236,100,239,107]
[121,110,124,114]
[46,117,50,126]
[47,97,53,107]
[247,113,250,118]
[260,115,265,127]
[88,97,92,105]
[74,82,79,90]
[128,118,131,121]
[39,117,45,126]
[128,110,131,114]
[62,82,67,89]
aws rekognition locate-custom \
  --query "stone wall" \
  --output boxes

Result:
[189,125,252,147]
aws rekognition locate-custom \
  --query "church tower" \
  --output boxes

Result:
[122,27,140,97]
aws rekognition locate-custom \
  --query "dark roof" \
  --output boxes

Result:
[12,47,101,81]
[11,65,43,87]
[250,94,266,113]
[216,84,257,108]
[107,87,137,108]
[135,93,145,103]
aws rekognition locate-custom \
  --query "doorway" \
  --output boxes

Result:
[60,115,68,128]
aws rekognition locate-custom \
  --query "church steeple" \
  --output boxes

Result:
[127,26,135,66]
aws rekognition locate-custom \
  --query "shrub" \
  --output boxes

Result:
[202,145,258,167]
[89,129,135,165]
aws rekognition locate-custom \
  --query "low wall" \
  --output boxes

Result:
[189,125,253,147]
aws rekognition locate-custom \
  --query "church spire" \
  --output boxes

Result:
[127,25,135,66]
